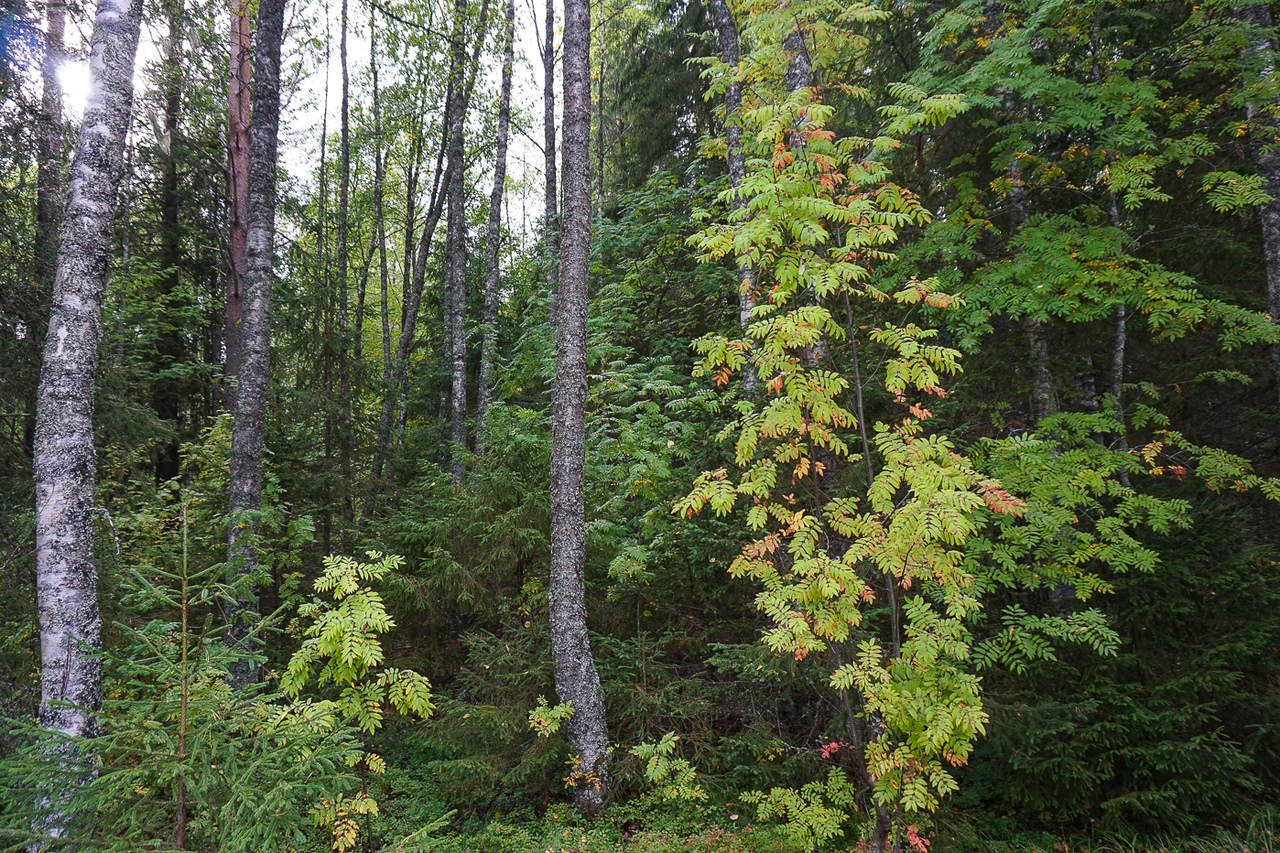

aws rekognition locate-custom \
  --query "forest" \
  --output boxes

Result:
[2,0,1280,846]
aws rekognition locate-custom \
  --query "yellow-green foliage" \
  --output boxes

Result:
[632,733,707,803]
[282,551,435,850]
[283,551,435,734]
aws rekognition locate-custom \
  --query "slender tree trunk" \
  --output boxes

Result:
[226,0,286,690]
[1103,189,1132,485]
[35,0,65,290]
[705,0,756,392]
[363,60,417,522]
[783,29,811,104]
[595,29,604,212]
[448,117,473,479]
[370,117,447,495]
[31,0,142,842]
[336,0,354,521]
[369,0,490,493]
[543,0,559,307]
[553,0,610,815]
[1024,315,1053,423]
[445,0,469,483]
[313,21,329,395]
[1240,2,1280,402]
[478,0,515,453]
[372,19,391,417]
[155,3,185,484]
[227,0,252,385]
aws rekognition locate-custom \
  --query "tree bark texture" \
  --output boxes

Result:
[31,0,142,839]
[226,0,286,689]
[552,0,611,815]
[227,0,251,383]
[445,0,469,484]
[705,0,756,392]
[478,0,515,453]
[36,0,65,290]
[1240,2,1280,402]
[154,3,186,484]
[367,1,490,498]
[372,19,392,420]
[337,0,355,518]
[543,0,560,305]
[1024,315,1053,423]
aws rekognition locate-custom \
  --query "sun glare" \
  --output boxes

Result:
[56,60,89,120]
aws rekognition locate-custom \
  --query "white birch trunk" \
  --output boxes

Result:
[226,0,286,689]
[31,0,142,841]
[477,0,515,452]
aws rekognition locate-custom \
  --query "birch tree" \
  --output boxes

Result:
[542,0,559,304]
[31,0,142,838]
[1240,2,1280,399]
[477,0,514,451]
[226,0,286,688]
[35,0,65,290]
[445,0,469,483]
[227,0,251,383]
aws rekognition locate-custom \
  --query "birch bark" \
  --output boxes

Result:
[477,0,515,452]
[337,0,355,517]
[35,0,65,290]
[368,2,489,495]
[552,0,610,815]
[1240,2,1280,399]
[445,0,469,483]
[543,0,560,308]
[227,0,251,384]
[226,0,286,689]
[31,0,142,839]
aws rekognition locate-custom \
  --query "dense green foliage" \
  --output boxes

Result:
[3,0,1280,847]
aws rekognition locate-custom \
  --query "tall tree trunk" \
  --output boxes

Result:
[1024,315,1053,423]
[31,0,142,841]
[336,0,354,521]
[313,17,329,397]
[368,0,490,496]
[1240,2,1280,402]
[372,18,391,431]
[154,3,185,484]
[478,0,515,452]
[543,0,559,307]
[705,0,756,393]
[363,62,418,523]
[369,113,448,497]
[445,0,469,484]
[226,0,286,690]
[1104,182,1132,484]
[553,0,610,816]
[595,28,604,212]
[227,0,251,385]
[448,119,473,479]
[35,0,65,290]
